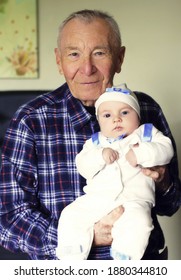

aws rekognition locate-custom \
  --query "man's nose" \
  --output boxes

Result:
[80,56,96,76]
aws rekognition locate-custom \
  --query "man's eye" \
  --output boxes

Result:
[68,52,79,59]
[94,51,107,58]
[95,51,104,56]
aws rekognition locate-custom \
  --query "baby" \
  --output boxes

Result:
[56,84,174,260]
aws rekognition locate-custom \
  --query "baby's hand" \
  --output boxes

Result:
[102,148,119,164]
[125,145,138,167]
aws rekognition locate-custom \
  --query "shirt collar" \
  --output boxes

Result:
[106,134,126,144]
[66,88,99,133]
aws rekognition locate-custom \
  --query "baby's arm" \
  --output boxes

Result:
[75,138,106,179]
[102,147,119,164]
[76,139,120,179]
[126,125,174,168]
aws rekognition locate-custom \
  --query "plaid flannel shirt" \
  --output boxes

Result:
[0,83,181,259]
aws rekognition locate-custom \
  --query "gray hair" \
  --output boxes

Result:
[57,9,122,50]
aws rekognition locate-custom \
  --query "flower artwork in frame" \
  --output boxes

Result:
[0,0,38,79]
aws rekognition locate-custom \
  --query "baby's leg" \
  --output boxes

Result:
[56,194,114,260]
[111,201,153,260]
[56,197,95,260]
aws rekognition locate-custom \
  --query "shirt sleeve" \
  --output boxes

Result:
[152,115,181,216]
[132,125,174,167]
[0,114,57,259]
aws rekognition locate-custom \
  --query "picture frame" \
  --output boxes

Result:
[0,0,38,79]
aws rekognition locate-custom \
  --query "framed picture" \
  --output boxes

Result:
[0,0,38,79]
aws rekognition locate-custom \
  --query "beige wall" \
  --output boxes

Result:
[1,0,181,259]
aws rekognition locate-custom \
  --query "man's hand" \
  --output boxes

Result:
[93,206,124,246]
[141,165,164,181]
[141,165,171,193]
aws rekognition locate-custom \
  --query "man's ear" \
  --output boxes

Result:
[116,46,126,73]
[54,48,63,74]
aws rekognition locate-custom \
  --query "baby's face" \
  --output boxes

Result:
[97,101,140,138]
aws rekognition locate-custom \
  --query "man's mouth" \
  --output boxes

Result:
[80,81,99,85]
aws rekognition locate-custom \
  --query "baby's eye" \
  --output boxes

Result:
[103,113,111,118]
[121,110,129,116]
